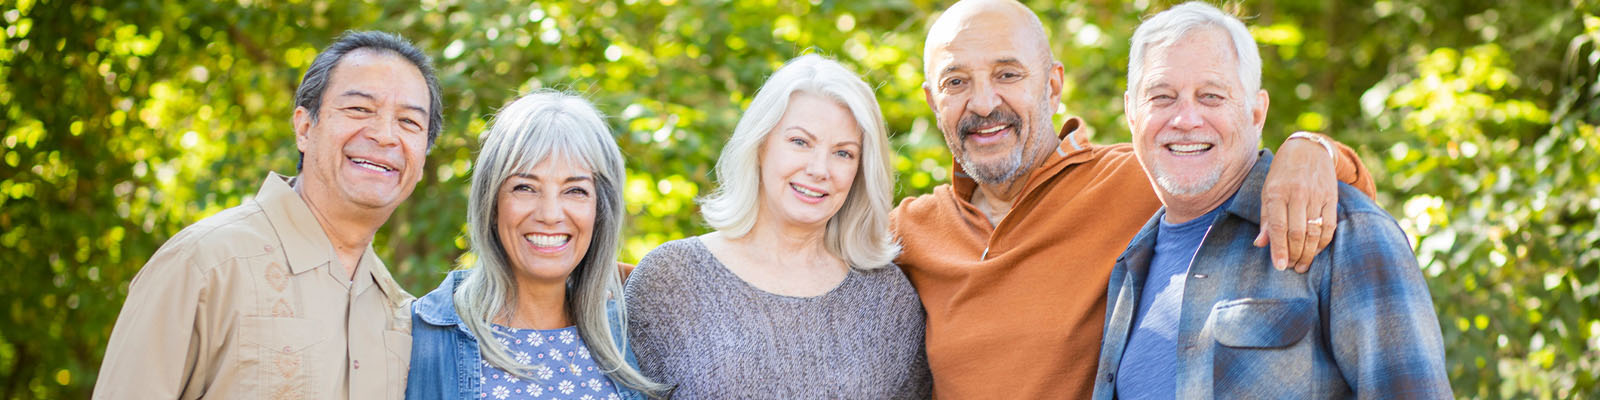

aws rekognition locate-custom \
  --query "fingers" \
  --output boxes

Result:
[1316,201,1336,255]
[1283,190,1309,271]
[1260,189,1290,271]
[1295,205,1321,273]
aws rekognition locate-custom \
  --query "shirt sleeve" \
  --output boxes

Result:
[1326,211,1452,398]
[92,243,212,400]
[1319,133,1378,200]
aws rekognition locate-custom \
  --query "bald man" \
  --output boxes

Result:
[888,0,1377,397]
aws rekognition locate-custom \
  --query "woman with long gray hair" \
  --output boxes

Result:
[624,54,931,398]
[407,91,666,399]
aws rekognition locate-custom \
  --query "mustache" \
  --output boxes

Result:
[956,106,1023,138]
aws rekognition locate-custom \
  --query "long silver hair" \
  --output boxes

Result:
[454,90,666,396]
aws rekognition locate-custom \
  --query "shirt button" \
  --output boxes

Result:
[1193,273,1207,279]
[280,346,292,353]
[264,244,274,252]
[353,360,360,369]
[1105,372,1115,383]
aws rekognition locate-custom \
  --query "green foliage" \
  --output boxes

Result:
[1,0,1595,398]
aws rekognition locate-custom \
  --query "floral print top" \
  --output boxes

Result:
[477,325,622,400]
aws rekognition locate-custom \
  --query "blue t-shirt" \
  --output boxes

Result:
[478,324,622,400]
[1114,202,1229,399]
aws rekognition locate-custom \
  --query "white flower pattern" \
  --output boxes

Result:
[476,325,623,399]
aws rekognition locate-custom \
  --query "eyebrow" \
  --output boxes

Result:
[511,172,594,183]
[941,57,1025,74]
[338,90,429,116]
[785,126,861,148]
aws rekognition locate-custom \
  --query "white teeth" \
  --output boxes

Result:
[791,184,824,198]
[350,158,393,172]
[524,233,570,248]
[976,125,1008,134]
[1167,143,1213,153]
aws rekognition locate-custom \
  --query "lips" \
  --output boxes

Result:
[789,182,828,203]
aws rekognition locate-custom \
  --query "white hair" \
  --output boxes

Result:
[698,54,901,270]
[1127,1,1263,106]
[456,91,667,397]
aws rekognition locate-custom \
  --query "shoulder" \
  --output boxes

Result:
[852,263,921,304]
[891,184,956,226]
[1075,142,1150,182]
[413,270,468,327]
[627,238,714,297]
[1332,183,1407,244]
[1328,183,1419,269]
[143,201,276,276]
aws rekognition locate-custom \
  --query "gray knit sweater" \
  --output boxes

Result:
[623,238,932,399]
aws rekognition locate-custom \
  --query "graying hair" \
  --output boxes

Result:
[455,91,667,397]
[294,30,443,170]
[1127,2,1263,106]
[698,54,901,270]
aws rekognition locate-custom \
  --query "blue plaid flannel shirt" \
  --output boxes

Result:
[1092,150,1452,399]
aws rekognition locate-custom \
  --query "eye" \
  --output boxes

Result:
[345,106,373,114]
[564,187,591,197]
[834,149,856,160]
[1198,93,1226,105]
[400,118,423,131]
[997,71,1024,81]
[944,77,965,88]
[511,183,535,193]
[789,137,809,148]
[1149,94,1176,104]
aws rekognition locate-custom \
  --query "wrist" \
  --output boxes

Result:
[1287,131,1337,161]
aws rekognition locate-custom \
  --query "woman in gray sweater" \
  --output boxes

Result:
[623,54,931,399]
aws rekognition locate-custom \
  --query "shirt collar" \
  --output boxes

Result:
[256,172,339,275]
[415,269,470,327]
[254,172,398,299]
[1223,149,1277,226]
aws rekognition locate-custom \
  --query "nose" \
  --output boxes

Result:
[1170,98,1204,131]
[804,149,829,181]
[967,79,1001,117]
[365,113,401,147]
[532,193,566,225]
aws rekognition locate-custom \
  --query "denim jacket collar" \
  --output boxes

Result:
[415,269,471,332]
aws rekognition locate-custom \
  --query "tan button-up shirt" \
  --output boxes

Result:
[94,172,415,399]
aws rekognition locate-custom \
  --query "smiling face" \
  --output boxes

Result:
[294,49,432,218]
[495,155,598,285]
[922,0,1063,186]
[1126,26,1267,204]
[755,92,863,231]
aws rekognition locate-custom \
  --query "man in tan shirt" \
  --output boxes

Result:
[93,31,444,399]
[891,0,1377,397]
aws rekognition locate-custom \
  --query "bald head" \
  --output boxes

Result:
[923,0,1054,79]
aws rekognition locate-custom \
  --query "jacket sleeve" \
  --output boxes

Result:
[92,245,209,400]
[1325,209,1452,399]
[1320,133,1378,200]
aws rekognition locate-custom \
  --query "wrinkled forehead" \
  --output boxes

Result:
[1136,27,1241,91]
[923,3,1051,77]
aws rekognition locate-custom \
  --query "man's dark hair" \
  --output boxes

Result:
[294,30,443,171]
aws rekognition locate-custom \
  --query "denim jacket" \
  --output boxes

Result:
[1093,151,1452,399]
[405,270,646,400]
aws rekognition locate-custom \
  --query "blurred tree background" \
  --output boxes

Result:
[1,0,1595,397]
